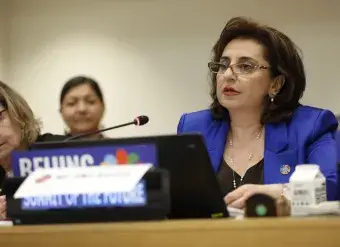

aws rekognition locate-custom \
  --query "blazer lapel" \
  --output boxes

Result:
[205,120,229,173]
[264,122,296,184]
[203,117,298,179]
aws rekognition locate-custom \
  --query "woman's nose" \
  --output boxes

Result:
[219,67,237,84]
[76,102,87,112]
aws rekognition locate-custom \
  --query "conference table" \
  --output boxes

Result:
[1,217,340,247]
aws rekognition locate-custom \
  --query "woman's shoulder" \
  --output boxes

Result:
[292,105,335,119]
[289,105,338,135]
[177,109,215,133]
[291,105,337,124]
[35,133,68,142]
[180,109,213,120]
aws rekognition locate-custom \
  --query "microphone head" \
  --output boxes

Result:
[245,193,277,217]
[134,115,149,126]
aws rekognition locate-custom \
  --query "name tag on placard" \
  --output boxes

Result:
[11,144,157,177]
[21,181,148,210]
[14,164,152,199]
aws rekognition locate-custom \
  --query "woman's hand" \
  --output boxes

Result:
[0,195,6,220]
[224,184,282,209]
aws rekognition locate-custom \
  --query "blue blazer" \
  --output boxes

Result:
[335,130,340,163]
[177,105,339,201]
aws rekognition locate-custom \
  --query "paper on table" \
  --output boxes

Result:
[300,201,340,216]
[0,221,13,226]
[227,206,244,218]
[228,201,340,217]
[14,164,153,198]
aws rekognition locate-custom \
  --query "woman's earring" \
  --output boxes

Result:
[270,94,276,103]
[64,126,70,135]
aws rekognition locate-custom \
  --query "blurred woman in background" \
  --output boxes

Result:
[59,76,106,140]
[0,80,65,220]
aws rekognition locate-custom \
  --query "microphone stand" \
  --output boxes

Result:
[65,121,135,141]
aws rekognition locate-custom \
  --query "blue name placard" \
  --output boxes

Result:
[12,144,157,177]
[21,181,147,211]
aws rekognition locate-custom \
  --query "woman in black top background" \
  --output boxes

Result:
[59,76,106,140]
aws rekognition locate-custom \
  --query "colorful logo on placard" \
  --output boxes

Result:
[100,148,141,166]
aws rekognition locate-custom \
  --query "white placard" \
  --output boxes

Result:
[14,164,152,199]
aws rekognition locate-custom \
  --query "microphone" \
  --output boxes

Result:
[245,194,277,217]
[65,115,149,141]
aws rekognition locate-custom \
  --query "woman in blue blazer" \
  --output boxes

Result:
[177,17,339,208]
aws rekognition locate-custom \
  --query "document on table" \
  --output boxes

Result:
[0,221,13,226]
[227,206,244,218]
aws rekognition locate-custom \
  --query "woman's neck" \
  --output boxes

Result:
[228,108,263,142]
[70,131,104,140]
[0,143,28,173]
[0,156,11,172]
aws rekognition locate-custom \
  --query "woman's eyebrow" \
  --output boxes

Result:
[220,56,257,63]
[237,56,257,63]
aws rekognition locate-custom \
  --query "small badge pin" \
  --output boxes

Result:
[280,164,291,175]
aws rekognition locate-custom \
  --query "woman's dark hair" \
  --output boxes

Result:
[60,76,104,105]
[210,17,306,124]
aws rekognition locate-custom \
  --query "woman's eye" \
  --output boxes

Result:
[0,110,6,119]
[237,63,254,72]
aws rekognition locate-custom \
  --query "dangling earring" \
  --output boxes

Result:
[64,126,70,135]
[270,94,276,103]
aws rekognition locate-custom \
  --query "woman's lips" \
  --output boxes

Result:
[223,91,240,96]
[223,86,240,96]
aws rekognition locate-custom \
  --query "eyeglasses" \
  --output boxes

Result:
[208,61,269,75]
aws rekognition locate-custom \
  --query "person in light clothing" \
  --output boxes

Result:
[0,81,65,220]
